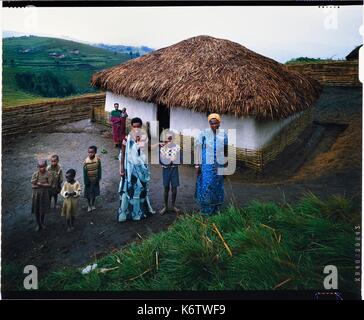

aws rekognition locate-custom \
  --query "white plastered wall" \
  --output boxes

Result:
[169,107,301,150]
[104,93,302,150]
[105,91,157,122]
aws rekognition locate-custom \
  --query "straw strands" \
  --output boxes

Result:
[91,35,321,120]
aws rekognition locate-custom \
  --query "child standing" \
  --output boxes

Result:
[61,169,81,231]
[31,160,53,231]
[83,146,102,212]
[47,154,63,209]
[120,107,128,145]
[159,131,181,215]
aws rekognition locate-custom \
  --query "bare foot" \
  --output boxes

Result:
[159,207,167,215]
[172,206,180,214]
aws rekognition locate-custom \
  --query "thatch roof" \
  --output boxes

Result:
[91,35,321,120]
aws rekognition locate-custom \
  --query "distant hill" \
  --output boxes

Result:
[2,35,130,107]
[92,43,154,57]
[3,31,31,38]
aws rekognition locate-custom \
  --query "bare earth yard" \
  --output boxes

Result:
[1,87,361,289]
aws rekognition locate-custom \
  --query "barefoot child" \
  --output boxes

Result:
[31,160,53,231]
[61,169,81,231]
[83,146,102,212]
[159,131,181,215]
[47,154,63,209]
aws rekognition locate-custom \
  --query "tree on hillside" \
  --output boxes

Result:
[15,71,77,97]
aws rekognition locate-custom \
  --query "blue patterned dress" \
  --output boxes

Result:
[195,128,228,216]
[118,134,154,222]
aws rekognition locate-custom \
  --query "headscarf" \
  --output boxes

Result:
[208,113,221,123]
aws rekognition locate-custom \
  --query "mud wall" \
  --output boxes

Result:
[2,93,106,137]
[286,61,360,86]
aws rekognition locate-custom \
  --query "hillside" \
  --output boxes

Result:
[2,35,130,107]
[92,43,154,57]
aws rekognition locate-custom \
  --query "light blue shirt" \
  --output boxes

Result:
[196,128,228,166]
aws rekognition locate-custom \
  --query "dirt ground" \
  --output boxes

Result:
[1,87,362,289]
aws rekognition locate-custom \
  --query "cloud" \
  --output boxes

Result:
[2,5,362,62]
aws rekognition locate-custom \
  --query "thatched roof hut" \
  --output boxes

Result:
[92,35,320,120]
[91,35,321,170]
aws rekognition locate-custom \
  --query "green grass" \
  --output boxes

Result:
[285,57,347,65]
[2,35,129,107]
[17,193,357,292]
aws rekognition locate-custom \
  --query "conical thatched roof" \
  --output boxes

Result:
[91,35,321,120]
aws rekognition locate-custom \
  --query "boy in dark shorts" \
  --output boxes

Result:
[159,131,181,215]
[31,160,53,231]
[83,146,102,212]
[47,154,63,209]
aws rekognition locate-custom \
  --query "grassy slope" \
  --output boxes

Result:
[18,193,357,292]
[2,36,129,107]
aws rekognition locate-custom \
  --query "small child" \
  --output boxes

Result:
[159,131,181,215]
[120,108,128,146]
[31,160,53,231]
[60,169,81,231]
[121,107,128,119]
[83,145,102,212]
[47,154,64,209]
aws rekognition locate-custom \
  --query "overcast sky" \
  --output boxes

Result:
[2,6,362,62]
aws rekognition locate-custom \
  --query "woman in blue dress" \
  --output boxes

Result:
[194,113,228,216]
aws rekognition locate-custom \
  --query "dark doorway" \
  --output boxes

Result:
[157,104,170,135]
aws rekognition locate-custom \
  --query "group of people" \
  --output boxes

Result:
[31,147,102,232]
[30,101,228,231]
[113,102,228,221]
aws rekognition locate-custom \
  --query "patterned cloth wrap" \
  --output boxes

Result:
[195,128,228,216]
[110,109,127,144]
[118,134,154,222]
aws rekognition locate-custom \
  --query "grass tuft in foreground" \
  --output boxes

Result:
[33,194,359,291]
